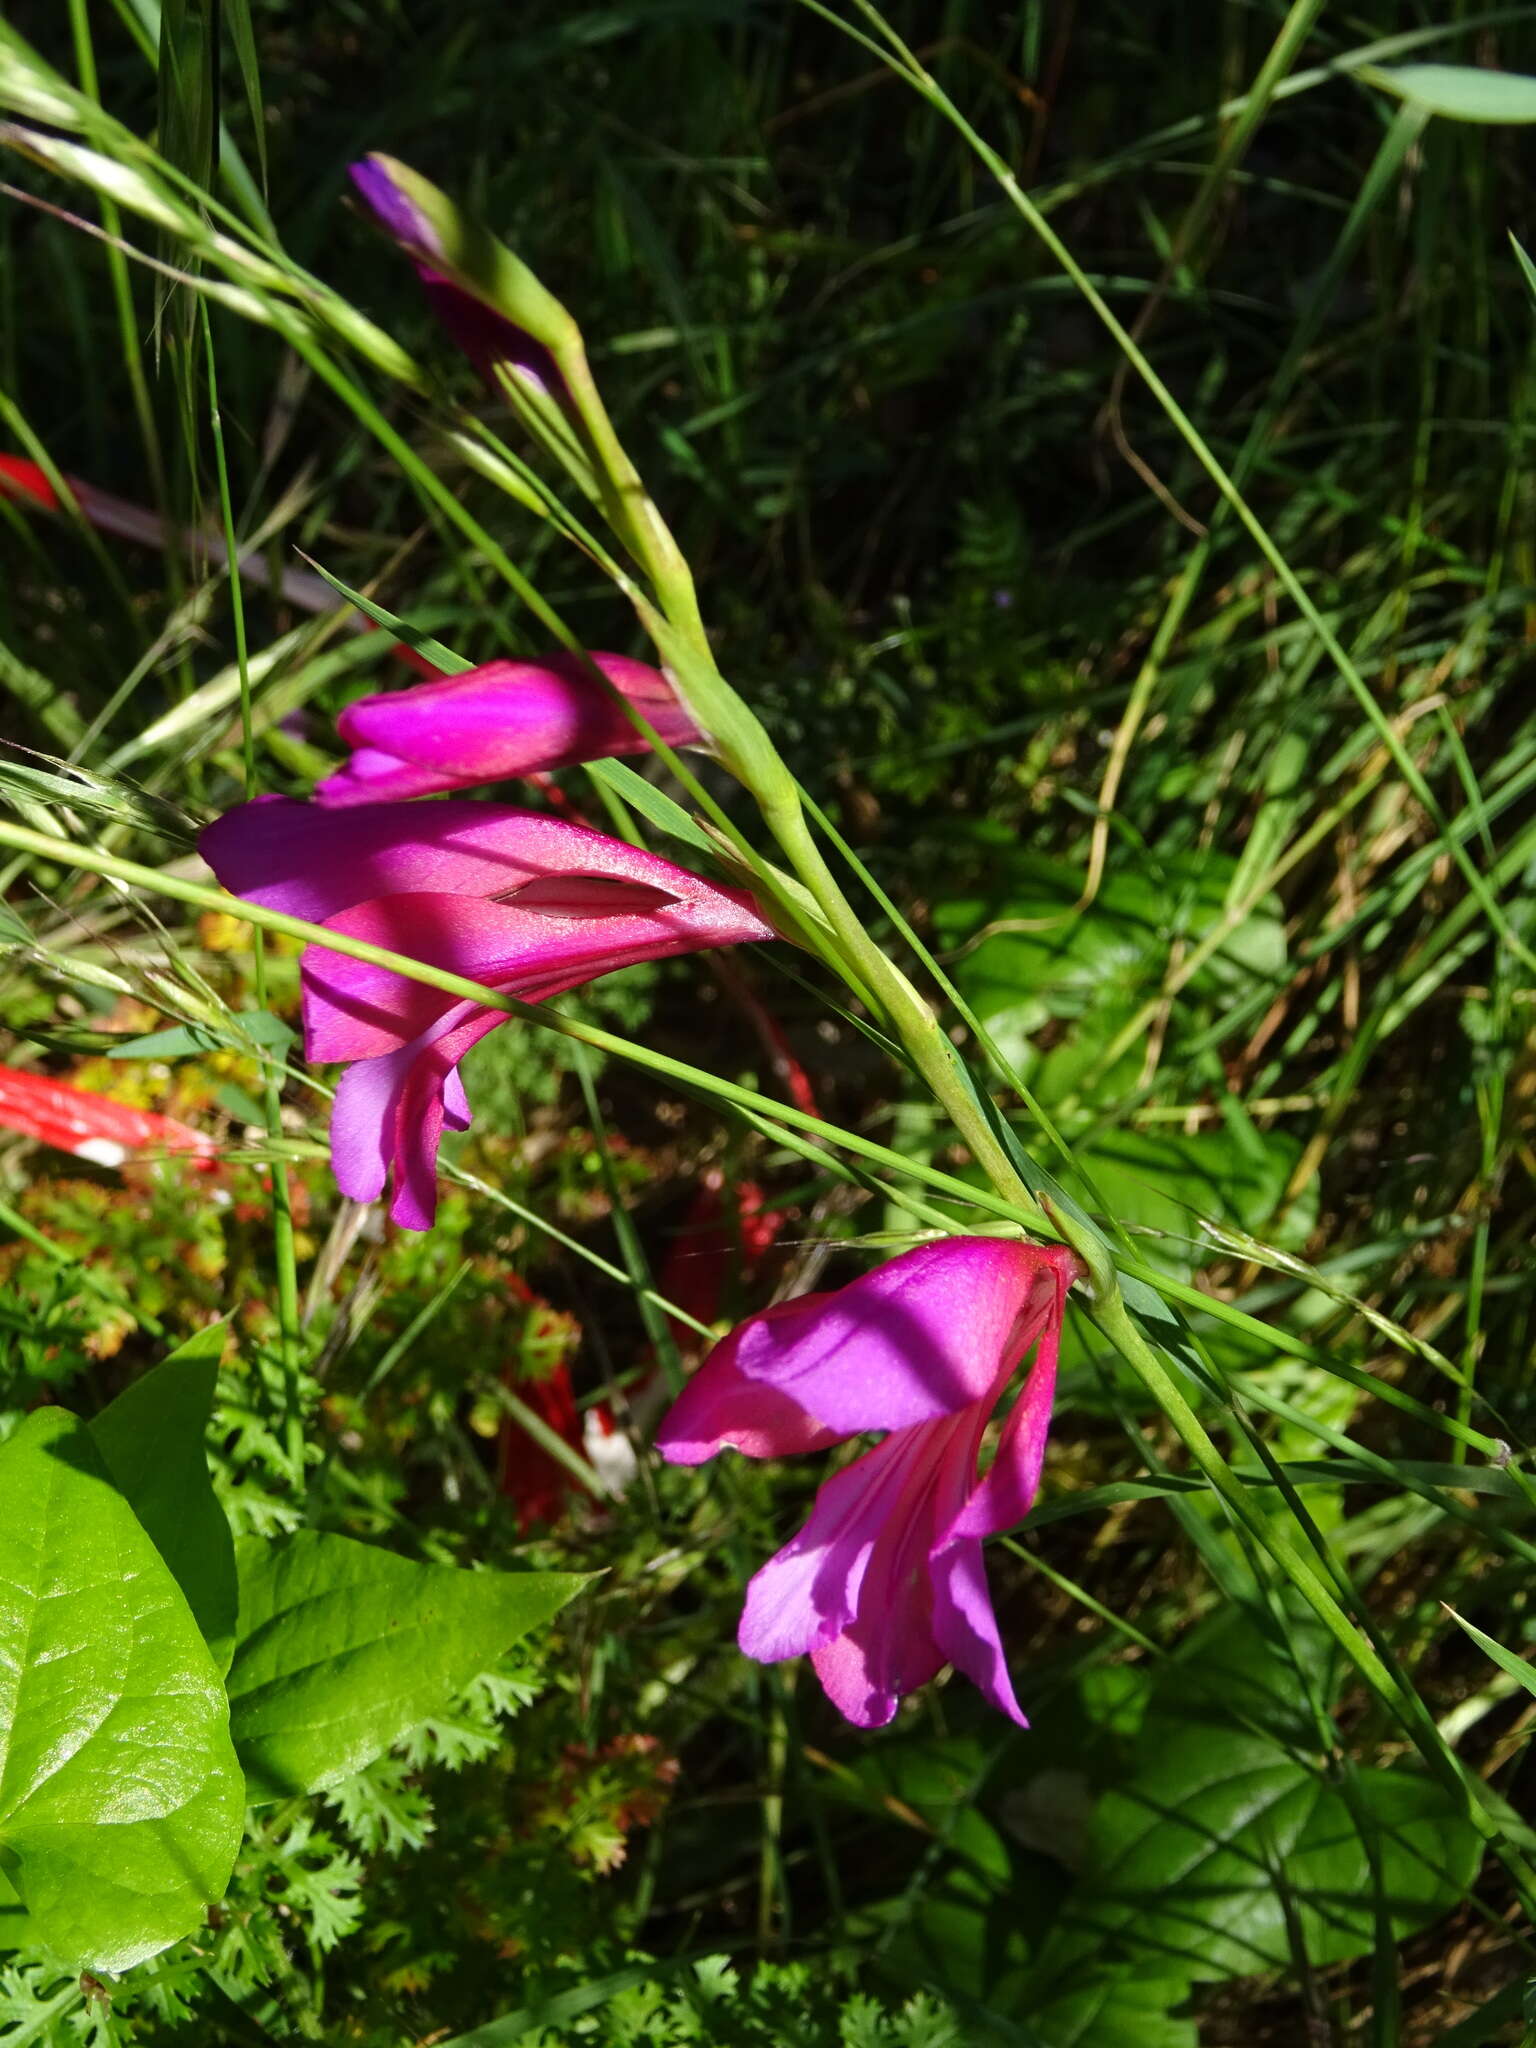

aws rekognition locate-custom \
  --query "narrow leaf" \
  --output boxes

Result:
[156,0,215,191]
[587,757,717,856]
[222,0,267,187]
[107,1011,295,1060]
[294,554,474,674]
[1362,62,1536,123]
[1444,1606,1536,1699]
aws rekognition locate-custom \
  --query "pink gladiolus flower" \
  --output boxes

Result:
[315,652,701,806]
[349,156,562,399]
[656,1236,1076,1729]
[200,796,772,1230]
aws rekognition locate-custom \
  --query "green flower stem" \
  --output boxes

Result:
[486,286,810,806]
[549,332,709,649]
[503,265,1039,1207]
[763,794,1041,1218]
[1091,1284,1389,1686]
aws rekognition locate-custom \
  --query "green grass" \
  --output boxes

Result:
[2,3,1536,2043]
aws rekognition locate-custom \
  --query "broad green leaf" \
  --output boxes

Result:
[1060,1124,1309,1278]
[0,1867,36,1952]
[937,848,1286,1074]
[227,1531,585,1801]
[1444,1607,1536,1699]
[1161,1601,1341,1749]
[1030,1966,1196,2048]
[88,1328,238,1671]
[1075,1665,1154,1744]
[1363,62,1536,124]
[0,1408,243,1971]
[1038,1718,1481,1986]
[849,1736,1013,1876]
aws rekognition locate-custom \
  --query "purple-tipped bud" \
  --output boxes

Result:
[349,156,442,263]
[349,154,568,401]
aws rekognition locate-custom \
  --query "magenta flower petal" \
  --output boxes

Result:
[349,157,440,258]
[316,653,701,806]
[654,1295,843,1464]
[300,883,734,1063]
[946,1249,1073,1542]
[201,796,774,1230]
[201,793,579,919]
[321,745,446,805]
[738,1428,931,1662]
[390,1006,504,1229]
[929,1537,1027,1726]
[328,1000,488,1207]
[442,1064,472,1130]
[652,1376,840,1467]
[330,1002,503,1230]
[301,871,764,1063]
[329,1039,400,1203]
[201,797,762,927]
[657,1234,1076,1727]
[299,894,496,1063]
[723,1237,1055,1437]
[796,1411,978,1729]
[418,274,563,396]
[810,1626,946,1732]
